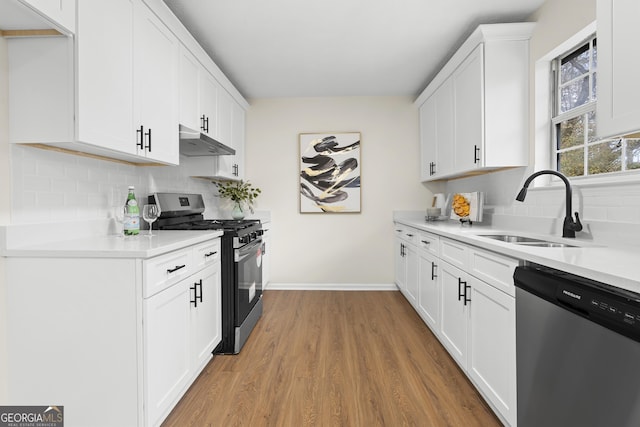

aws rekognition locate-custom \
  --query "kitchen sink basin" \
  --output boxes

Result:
[480,235,546,243]
[515,241,578,248]
[478,234,579,248]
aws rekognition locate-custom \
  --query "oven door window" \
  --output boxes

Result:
[235,238,263,325]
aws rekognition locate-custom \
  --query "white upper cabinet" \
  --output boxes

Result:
[453,45,484,172]
[18,0,76,33]
[596,0,640,138]
[8,0,248,168]
[231,101,246,179]
[76,0,135,156]
[134,1,179,164]
[416,23,534,182]
[178,45,201,132]
[420,77,454,179]
[178,45,220,138]
[199,69,220,139]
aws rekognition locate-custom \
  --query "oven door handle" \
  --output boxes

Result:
[235,238,263,263]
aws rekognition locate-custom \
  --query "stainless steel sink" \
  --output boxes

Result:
[478,234,579,248]
[515,241,578,248]
[480,235,546,243]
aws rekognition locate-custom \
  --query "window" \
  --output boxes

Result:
[552,37,640,177]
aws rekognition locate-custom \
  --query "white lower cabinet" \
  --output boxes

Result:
[394,225,419,308]
[394,226,518,426]
[417,232,440,332]
[6,237,222,427]
[439,260,468,366]
[144,263,221,426]
[468,276,516,425]
[144,277,192,427]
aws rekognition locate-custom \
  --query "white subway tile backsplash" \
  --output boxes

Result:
[446,168,640,245]
[10,146,222,226]
[22,174,51,192]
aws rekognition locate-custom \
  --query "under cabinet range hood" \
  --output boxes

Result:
[178,124,236,157]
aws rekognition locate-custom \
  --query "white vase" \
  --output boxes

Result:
[231,202,245,220]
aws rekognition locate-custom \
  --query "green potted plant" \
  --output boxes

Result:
[213,180,262,220]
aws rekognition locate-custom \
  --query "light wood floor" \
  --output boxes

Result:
[162,290,501,427]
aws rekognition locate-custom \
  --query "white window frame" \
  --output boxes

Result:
[534,21,640,188]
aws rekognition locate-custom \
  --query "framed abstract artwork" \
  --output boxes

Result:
[299,132,361,213]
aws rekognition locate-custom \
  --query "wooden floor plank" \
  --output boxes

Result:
[162,290,501,427]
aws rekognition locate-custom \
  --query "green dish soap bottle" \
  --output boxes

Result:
[124,186,140,236]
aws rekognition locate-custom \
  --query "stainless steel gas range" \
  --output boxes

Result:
[151,192,263,354]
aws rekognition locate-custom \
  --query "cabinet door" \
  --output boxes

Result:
[215,89,236,177]
[394,237,406,292]
[76,0,135,154]
[179,46,200,131]
[418,249,439,333]
[453,44,484,172]
[468,277,516,426]
[144,280,191,427]
[596,0,640,138]
[439,261,468,368]
[134,1,179,164]
[420,94,437,180]
[231,102,246,179]
[261,229,271,289]
[200,70,219,138]
[435,78,455,177]
[191,265,222,371]
[404,243,419,308]
[19,0,76,33]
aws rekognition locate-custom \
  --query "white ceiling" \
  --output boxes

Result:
[162,0,544,99]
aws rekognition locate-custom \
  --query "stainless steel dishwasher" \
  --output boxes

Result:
[514,264,640,427]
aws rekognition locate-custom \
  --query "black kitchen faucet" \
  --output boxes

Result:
[515,170,583,238]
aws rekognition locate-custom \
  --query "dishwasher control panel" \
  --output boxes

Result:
[515,264,640,343]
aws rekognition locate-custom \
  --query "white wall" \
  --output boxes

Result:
[0,36,9,403]
[245,96,428,285]
[446,0,640,246]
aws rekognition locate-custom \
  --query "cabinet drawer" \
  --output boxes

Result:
[193,239,221,271]
[418,231,439,256]
[440,238,468,269]
[394,224,418,245]
[469,248,519,297]
[144,248,193,298]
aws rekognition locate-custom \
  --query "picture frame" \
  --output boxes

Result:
[299,132,361,213]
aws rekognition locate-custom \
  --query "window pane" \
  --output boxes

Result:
[592,38,597,68]
[560,76,590,112]
[588,140,622,175]
[558,148,584,177]
[626,139,640,170]
[561,44,589,84]
[587,110,597,143]
[558,115,584,149]
[591,72,597,101]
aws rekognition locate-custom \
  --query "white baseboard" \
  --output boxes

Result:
[265,283,398,291]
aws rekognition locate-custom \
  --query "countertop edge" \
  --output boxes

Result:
[1,230,224,259]
[393,215,640,295]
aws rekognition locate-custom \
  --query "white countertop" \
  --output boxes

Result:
[2,230,223,259]
[394,212,640,295]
